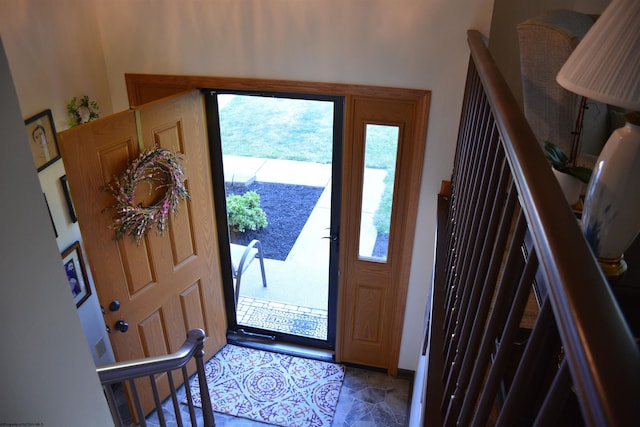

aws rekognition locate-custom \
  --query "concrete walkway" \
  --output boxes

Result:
[223,155,385,313]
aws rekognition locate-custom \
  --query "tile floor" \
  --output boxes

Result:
[331,367,412,427]
[116,363,411,426]
[196,366,411,427]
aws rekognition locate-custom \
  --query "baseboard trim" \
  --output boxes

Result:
[397,368,416,382]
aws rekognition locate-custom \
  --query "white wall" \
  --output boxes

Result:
[0,1,113,127]
[0,0,115,366]
[0,36,112,427]
[0,0,495,373]
[95,0,494,371]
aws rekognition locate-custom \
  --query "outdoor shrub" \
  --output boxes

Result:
[226,190,268,233]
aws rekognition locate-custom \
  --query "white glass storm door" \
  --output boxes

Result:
[205,91,343,351]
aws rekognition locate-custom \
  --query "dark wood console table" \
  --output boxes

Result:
[611,237,640,339]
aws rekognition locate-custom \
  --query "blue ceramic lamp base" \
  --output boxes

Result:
[582,112,640,282]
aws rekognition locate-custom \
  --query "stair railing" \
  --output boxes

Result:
[420,30,640,426]
[97,328,215,427]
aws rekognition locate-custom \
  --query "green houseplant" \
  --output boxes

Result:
[544,141,592,184]
[544,141,593,205]
[66,95,100,127]
[226,190,268,233]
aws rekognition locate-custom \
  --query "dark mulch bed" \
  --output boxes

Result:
[226,182,324,261]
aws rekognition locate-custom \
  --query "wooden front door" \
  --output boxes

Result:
[59,91,226,414]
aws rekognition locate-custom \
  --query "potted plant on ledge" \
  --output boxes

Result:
[544,140,592,206]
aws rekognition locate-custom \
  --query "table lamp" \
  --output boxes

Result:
[556,0,640,281]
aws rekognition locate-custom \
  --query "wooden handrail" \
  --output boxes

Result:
[97,328,215,426]
[98,329,204,383]
[467,29,640,425]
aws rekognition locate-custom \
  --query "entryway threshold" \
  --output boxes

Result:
[226,333,336,363]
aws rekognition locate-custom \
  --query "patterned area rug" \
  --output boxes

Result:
[243,306,327,340]
[185,344,345,426]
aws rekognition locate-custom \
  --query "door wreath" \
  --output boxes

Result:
[104,147,190,243]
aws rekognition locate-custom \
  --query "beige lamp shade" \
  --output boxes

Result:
[556,0,640,111]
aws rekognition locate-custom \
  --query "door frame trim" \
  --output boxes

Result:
[126,74,429,106]
[125,74,431,374]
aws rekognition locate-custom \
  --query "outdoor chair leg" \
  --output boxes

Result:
[234,274,242,309]
[255,240,268,288]
[233,239,267,309]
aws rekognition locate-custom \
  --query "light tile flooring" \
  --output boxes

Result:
[117,363,411,426]
[203,366,411,426]
[331,367,412,427]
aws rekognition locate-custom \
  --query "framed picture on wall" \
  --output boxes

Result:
[43,193,58,238]
[24,109,60,171]
[61,241,91,308]
[60,175,77,223]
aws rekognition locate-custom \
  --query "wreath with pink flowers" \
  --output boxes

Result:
[105,147,190,243]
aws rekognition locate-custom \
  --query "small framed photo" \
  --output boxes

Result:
[61,241,91,308]
[44,193,58,238]
[25,109,60,171]
[60,175,77,223]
